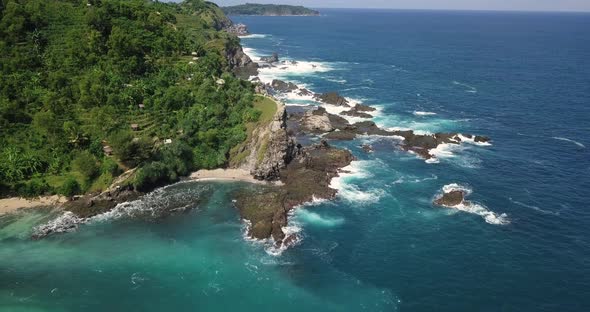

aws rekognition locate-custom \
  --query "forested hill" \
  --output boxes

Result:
[222,3,319,16]
[0,0,260,198]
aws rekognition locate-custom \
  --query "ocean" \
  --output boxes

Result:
[1,9,589,312]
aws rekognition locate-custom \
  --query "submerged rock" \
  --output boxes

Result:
[361,144,374,153]
[31,212,85,239]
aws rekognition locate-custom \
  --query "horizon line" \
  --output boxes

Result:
[306,7,590,14]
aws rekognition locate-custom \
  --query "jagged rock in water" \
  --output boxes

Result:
[434,190,465,207]
[314,92,350,106]
[235,140,354,242]
[271,79,298,92]
[341,104,376,118]
[361,144,374,153]
[300,110,334,133]
[260,53,279,63]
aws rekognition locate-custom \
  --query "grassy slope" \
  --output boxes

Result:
[229,96,278,167]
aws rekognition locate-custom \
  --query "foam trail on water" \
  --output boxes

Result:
[452,80,478,93]
[551,137,586,148]
[240,34,269,39]
[437,184,510,225]
[413,111,437,116]
[509,197,560,216]
[295,208,345,227]
[330,161,386,204]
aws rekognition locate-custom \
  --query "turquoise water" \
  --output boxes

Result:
[2,9,590,312]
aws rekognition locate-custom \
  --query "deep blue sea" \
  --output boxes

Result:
[1,9,590,312]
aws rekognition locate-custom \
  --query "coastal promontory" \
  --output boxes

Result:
[222,4,320,16]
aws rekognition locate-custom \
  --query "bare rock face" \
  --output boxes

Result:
[226,45,259,78]
[314,92,350,106]
[260,52,279,63]
[434,190,465,207]
[271,79,298,92]
[301,110,334,133]
[232,99,298,181]
[341,104,375,118]
[225,23,249,36]
[235,140,354,242]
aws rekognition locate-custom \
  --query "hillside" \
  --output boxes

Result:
[0,0,259,198]
[222,3,320,16]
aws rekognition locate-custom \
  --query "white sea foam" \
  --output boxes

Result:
[329,161,386,204]
[442,183,473,195]
[551,137,586,148]
[240,34,269,39]
[428,142,460,161]
[257,60,334,84]
[509,197,560,216]
[452,81,478,93]
[437,184,509,225]
[457,134,492,146]
[391,174,438,185]
[295,208,345,227]
[413,111,437,116]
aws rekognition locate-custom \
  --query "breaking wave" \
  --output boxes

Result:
[240,34,269,39]
[437,184,510,225]
[413,111,437,116]
[329,161,386,204]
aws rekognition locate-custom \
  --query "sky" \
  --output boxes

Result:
[206,0,590,12]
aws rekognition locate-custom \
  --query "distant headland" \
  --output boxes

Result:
[222,3,320,16]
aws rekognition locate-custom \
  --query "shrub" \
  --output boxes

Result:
[72,151,99,179]
[59,177,81,197]
[100,157,121,176]
[109,130,152,167]
[18,179,50,198]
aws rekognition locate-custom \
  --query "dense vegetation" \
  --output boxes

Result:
[222,3,319,16]
[0,0,261,197]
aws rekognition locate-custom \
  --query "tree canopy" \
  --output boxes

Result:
[0,0,259,197]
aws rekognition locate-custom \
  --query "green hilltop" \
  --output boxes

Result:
[0,0,263,197]
[222,3,320,16]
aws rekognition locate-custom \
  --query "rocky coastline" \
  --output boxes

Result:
[27,40,493,247]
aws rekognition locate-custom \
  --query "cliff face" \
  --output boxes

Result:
[226,45,259,78]
[231,100,297,180]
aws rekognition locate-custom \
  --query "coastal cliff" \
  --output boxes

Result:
[229,97,297,180]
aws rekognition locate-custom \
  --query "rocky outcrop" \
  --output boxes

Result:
[314,92,349,106]
[291,106,490,161]
[225,23,249,36]
[226,45,258,79]
[271,79,298,92]
[232,99,298,180]
[300,110,334,133]
[234,140,354,243]
[434,190,465,207]
[260,53,280,63]
[361,144,374,153]
[341,104,376,119]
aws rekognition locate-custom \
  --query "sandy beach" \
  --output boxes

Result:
[189,169,272,184]
[0,195,67,216]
